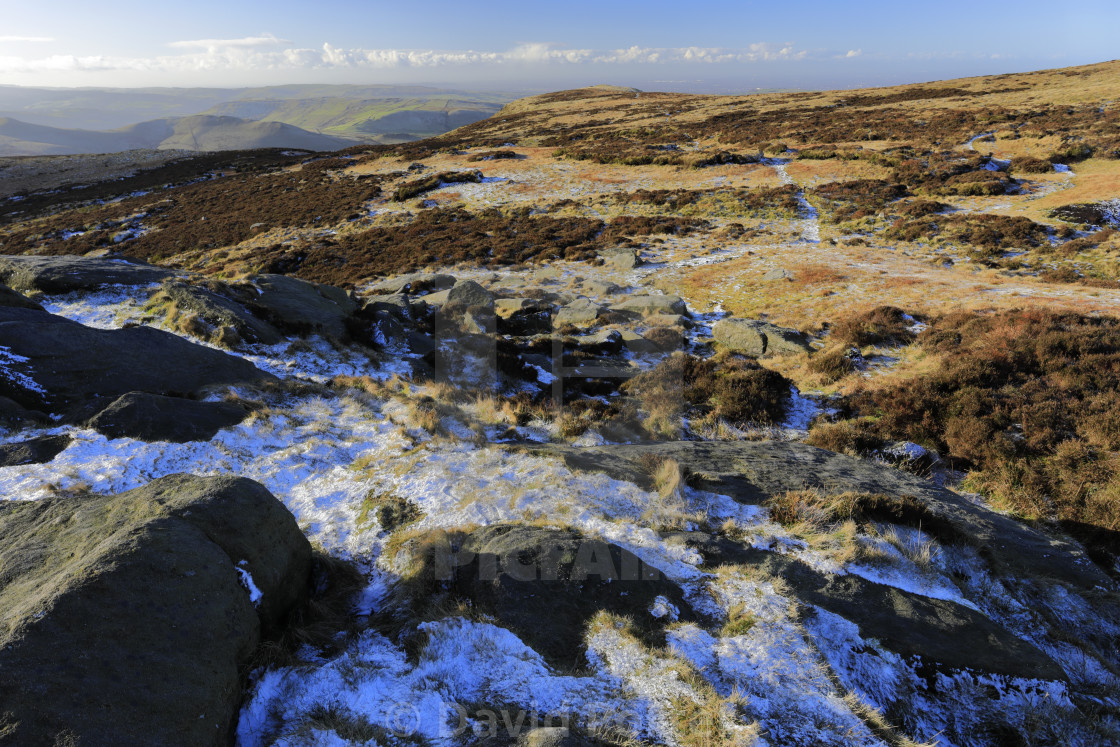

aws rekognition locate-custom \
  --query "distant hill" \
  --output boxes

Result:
[0,115,355,156]
[0,84,515,147]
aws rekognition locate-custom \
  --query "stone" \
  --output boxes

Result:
[247,274,357,340]
[154,279,283,345]
[0,306,274,419]
[0,255,179,293]
[712,318,812,357]
[445,279,496,309]
[554,299,603,328]
[599,247,642,269]
[0,474,311,746]
[0,434,71,467]
[609,295,687,316]
[398,524,694,670]
[367,272,454,295]
[0,282,43,310]
[86,392,250,443]
[762,267,794,282]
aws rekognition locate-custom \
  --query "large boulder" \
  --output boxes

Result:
[0,306,274,419]
[713,318,812,357]
[367,272,454,295]
[663,531,1064,682]
[554,299,603,328]
[152,280,283,346]
[396,524,694,670]
[0,474,311,746]
[529,440,1113,593]
[246,274,357,340]
[0,255,179,293]
[0,282,42,310]
[0,434,71,467]
[445,279,495,309]
[86,392,250,443]
[598,247,642,270]
[609,295,687,316]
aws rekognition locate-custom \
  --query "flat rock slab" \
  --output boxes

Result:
[367,272,454,295]
[247,274,357,340]
[158,280,283,345]
[0,255,179,293]
[86,392,250,443]
[0,434,71,467]
[400,524,694,671]
[609,294,686,316]
[0,306,274,419]
[0,282,42,310]
[713,318,812,357]
[663,531,1065,682]
[0,474,311,746]
[525,441,1112,594]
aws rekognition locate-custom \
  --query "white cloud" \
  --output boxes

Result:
[168,33,288,49]
[845,49,862,58]
[0,36,55,43]
[0,41,811,79]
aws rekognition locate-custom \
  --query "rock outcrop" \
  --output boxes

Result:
[0,306,274,419]
[0,255,179,293]
[713,318,813,357]
[0,474,311,746]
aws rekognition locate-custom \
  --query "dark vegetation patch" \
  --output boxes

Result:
[466,149,521,161]
[1011,157,1056,174]
[808,179,908,223]
[1,165,385,262]
[807,345,863,384]
[391,170,481,201]
[357,492,422,532]
[623,351,792,433]
[1051,201,1120,228]
[830,305,918,347]
[896,199,951,218]
[767,490,964,544]
[229,208,709,287]
[0,149,304,226]
[890,153,1016,197]
[618,185,804,218]
[883,213,1050,254]
[816,310,1120,563]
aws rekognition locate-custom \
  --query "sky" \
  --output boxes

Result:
[1,0,1117,93]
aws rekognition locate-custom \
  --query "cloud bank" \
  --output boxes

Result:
[0,39,813,77]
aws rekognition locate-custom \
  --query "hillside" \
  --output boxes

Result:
[0,114,356,156]
[1,60,1120,746]
[0,83,513,148]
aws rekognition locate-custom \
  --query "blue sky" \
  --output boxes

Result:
[1,0,1116,91]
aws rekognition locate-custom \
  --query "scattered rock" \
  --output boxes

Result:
[86,392,250,443]
[762,267,794,282]
[0,282,42,310]
[0,255,179,293]
[153,279,283,346]
[528,440,1113,592]
[247,274,357,340]
[713,318,812,357]
[580,279,622,296]
[663,530,1064,681]
[609,294,687,316]
[397,524,694,670]
[446,279,496,309]
[0,474,311,746]
[367,272,454,295]
[0,434,71,467]
[599,247,642,269]
[0,306,274,418]
[519,727,596,747]
[554,299,603,327]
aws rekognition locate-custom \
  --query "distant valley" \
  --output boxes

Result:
[0,83,514,155]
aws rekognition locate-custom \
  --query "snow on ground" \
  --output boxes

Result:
[9,277,1119,745]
